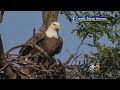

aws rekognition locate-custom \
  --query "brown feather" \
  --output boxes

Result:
[19,32,63,57]
[19,32,46,56]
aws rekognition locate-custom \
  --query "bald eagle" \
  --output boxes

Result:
[19,22,63,63]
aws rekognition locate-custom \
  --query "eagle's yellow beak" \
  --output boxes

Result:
[56,25,61,31]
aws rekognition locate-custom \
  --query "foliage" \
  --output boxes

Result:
[63,11,120,79]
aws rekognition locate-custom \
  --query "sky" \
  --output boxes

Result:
[0,11,113,63]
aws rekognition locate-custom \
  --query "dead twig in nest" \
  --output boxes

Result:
[0,62,9,72]
[39,63,52,77]
[11,67,34,79]
[33,28,36,37]
[32,43,53,61]
[6,44,33,54]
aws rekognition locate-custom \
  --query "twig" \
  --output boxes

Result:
[26,65,40,71]
[75,43,83,55]
[64,43,83,66]
[40,70,55,72]
[7,53,31,62]
[0,62,10,72]
[66,49,72,56]
[6,44,33,53]
[33,43,53,61]
[4,53,19,56]
[71,53,83,66]
[18,53,31,60]
[39,63,52,76]
[63,54,74,66]
[33,28,36,37]
[11,67,34,79]
[0,34,16,79]
[6,44,24,53]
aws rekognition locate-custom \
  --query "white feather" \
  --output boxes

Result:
[45,22,60,39]
[45,29,58,39]
[25,58,28,61]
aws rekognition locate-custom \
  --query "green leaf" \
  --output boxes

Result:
[79,11,83,15]
[99,31,104,38]
[64,11,72,22]
[87,44,95,47]
[74,11,79,16]
[81,32,88,42]
[115,31,120,39]
[77,31,80,36]
[83,12,89,16]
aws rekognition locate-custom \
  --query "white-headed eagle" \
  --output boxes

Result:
[19,22,63,63]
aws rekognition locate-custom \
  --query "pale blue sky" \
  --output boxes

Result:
[0,11,113,63]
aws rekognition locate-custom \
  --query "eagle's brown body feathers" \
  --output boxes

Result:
[19,32,63,57]
[36,35,63,56]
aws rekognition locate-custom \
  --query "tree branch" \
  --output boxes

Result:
[6,44,33,53]
[63,54,74,66]
[0,34,16,79]
[32,43,54,61]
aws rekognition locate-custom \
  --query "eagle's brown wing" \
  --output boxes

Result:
[19,32,46,56]
[55,36,63,54]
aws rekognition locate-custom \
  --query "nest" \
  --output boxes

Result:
[0,37,89,79]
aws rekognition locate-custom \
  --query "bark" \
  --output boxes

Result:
[0,11,4,23]
[0,34,16,79]
[0,14,3,23]
[39,11,59,69]
[41,11,59,32]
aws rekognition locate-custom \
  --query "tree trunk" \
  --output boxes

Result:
[39,11,59,69]
[0,34,16,79]
[0,14,3,23]
[41,11,59,32]
[0,11,4,23]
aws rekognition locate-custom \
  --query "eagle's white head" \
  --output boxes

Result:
[45,22,61,39]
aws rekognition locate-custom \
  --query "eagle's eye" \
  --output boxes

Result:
[53,23,56,26]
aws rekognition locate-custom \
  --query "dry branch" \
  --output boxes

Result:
[33,28,36,37]
[0,34,16,79]
[32,43,53,61]
[6,44,33,53]
[63,54,74,66]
